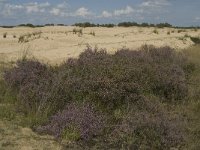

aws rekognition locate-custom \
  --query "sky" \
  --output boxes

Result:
[0,0,200,26]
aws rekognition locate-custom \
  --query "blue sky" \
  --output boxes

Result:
[0,0,200,26]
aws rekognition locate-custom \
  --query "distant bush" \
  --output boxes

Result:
[74,22,115,28]
[156,23,172,28]
[100,24,115,28]
[141,22,149,27]
[74,22,96,28]
[17,23,44,28]
[118,22,138,27]
[45,24,55,26]
[117,22,172,28]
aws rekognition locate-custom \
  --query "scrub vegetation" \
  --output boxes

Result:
[0,45,200,149]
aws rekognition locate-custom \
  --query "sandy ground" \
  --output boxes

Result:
[0,26,200,64]
[0,120,62,150]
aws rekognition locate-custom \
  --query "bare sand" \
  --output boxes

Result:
[0,26,199,64]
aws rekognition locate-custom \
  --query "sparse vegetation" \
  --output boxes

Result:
[178,29,187,33]
[18,31,42,43]
[153,29,159,34]
[89,31,95,36]
[0,22,200,149]
[73,28,83,35]
[74,22,115,28]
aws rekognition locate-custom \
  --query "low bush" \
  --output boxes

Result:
[100,98,185,149]
[3,45,191,148]
[37,103,105,141]
[4,59,53,114]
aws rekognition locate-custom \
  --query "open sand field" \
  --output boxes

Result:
[0,26,200,64]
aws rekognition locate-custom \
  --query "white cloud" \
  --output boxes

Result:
[195,17,200,22]
[74,7,93,17]
[140,0,170,9]
[50,8,61,16]
[0,2,52,18]
[114,6,134,16]
[101,11,112,18]
[25,2,50,13]
[1,4,24,16]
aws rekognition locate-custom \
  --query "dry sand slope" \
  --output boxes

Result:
[0,26,199,64]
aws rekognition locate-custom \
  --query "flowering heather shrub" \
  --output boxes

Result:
[37,103,105,141]
[62,46,188,105]
[4,59,53,114]
[4,60,49,89]
[2,45,191,148]
[99,98,186,149]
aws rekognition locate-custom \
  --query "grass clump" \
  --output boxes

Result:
[3,32,7,38]
[73,28,83,36]
[178,29,186,33]
[89,31,95,36]
[18,32,42,43]
[153,29,159,34]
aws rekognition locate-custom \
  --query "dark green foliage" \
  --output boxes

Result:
[156,23,172,28]
[74,22,96,28]
[117,22,172,28]
[118,22,139,27]
[17,23,44,28]
[74,22,115,28]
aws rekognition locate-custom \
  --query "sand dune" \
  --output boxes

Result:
[0,26,199,64]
